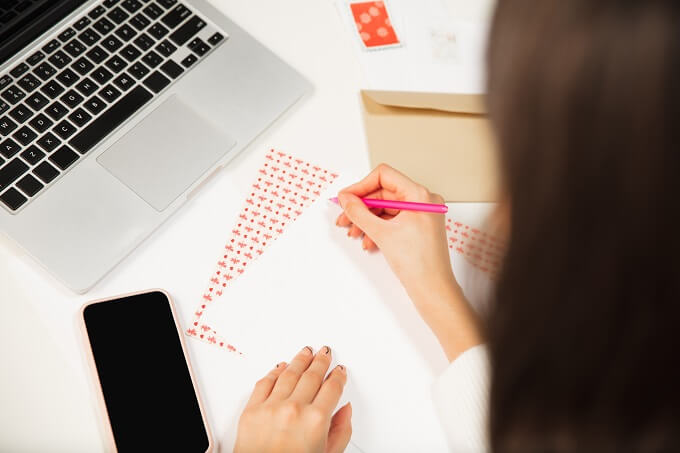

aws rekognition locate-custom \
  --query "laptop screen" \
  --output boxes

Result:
[0,0,87,65]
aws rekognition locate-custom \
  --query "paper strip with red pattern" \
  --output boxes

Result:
[187,149,339,352]
[445,217,505,279]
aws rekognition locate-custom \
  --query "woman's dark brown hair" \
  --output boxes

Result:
[486,0,680,451]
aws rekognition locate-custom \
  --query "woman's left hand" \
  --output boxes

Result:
[234,346,352,453]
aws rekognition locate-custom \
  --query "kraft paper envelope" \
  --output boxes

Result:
[360,90,500,202]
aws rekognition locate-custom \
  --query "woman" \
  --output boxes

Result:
[234,0,680,451]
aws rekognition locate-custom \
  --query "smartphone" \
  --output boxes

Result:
[80,289,213,452]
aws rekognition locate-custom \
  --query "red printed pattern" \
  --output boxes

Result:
[350,1,400,48]
[187,149,339,353]
[445,217,505,279]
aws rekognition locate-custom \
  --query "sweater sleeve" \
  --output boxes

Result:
[432,345,490,452]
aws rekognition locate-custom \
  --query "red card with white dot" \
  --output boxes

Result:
[187,149,339,353]
[349,1,401,49]
[445,217,505,280]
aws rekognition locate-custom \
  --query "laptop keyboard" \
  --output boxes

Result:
[0,0,226,213]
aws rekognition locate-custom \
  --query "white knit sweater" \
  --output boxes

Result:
[432,345,490,452]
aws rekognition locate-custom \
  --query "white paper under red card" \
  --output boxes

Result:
[186,149,339,353]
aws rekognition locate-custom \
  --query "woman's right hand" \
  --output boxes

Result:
[336,164,483,360]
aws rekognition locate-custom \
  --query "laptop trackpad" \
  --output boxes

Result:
[97,95,236,211]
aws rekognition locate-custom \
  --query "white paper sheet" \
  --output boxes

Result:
[203,198,496,452]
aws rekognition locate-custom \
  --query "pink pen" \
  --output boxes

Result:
[329,197,448,214]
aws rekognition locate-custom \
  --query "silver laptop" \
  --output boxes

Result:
[0,0,309,292]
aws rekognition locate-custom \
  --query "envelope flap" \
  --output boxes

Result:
[363,89,487,114]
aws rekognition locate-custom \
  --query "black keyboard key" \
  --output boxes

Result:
[107,6,129,24]
[88,6,106,19]
[29,113,53,133]
[0,187,27,210]
[64,39,86,57]
[181,53,197,68]
[9,63,29,78]
[2,85,25,104]
[45,101,69,121]
[189,37,209,56]
[70,86,152,153]
[0,75,12,91]
[56,68,79,87]
[27,92,49,110]
[16,173,43,196]
[27,51,45,66]
[91,67,113,84]
[155,39,176,57]
[133,33,154,51]
[49,145,79,169]
[113,73,134,91]
[208,32,224,46]
[161,4,191,28]
[143,3,163,19]
[105,55,127,73]
[75,78,98,97]
[53,120,77,139]
[79,28,101,46]
[157,0,177,8]
[149,23,169,39]
[0,158,29,191]
[36,132,61,152]
[128,62,149,79]
[48,50,72,69]
[0,137,20,158]
[34,62,57,81]
[103,0,120,7]
[142,70,170,93]
[122,0,142,13]
[33,161,60,183]
[169,16,205,46]
[13,126,37,145]
[42,39,61,54]
[102,35,123,52]
[20,145,45,165]
[74,16,91,31]
[72,57,95,76]
[99,84,121,103]
[41,80,65,99]
[130,13,150,31]
[159,59,183,79]
[93,17,115,35]
[9,104,33,123]
[115,24,137,42]
[17,73,41,92]
[60,89,84,108]
[86,46,109,64]
[84,96,107,115]
[0,101,8,115]
[0,116,18,135]
[141,50,162,68]
[58,28,76,42]
[68,108,92,127]
[120,44,142,61]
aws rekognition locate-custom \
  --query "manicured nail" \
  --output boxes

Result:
[323,346,331,355]
[302,346,313,355]
[336,364,346,373]
[276,361,286,368]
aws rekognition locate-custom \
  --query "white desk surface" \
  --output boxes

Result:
[0,1,494,451]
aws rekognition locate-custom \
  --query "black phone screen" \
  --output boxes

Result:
[83,291,210,452]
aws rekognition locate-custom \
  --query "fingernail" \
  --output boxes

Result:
[302,346,313,355]
[336,364,346,374]
[323,346,331,355]
[276,361,286,368]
